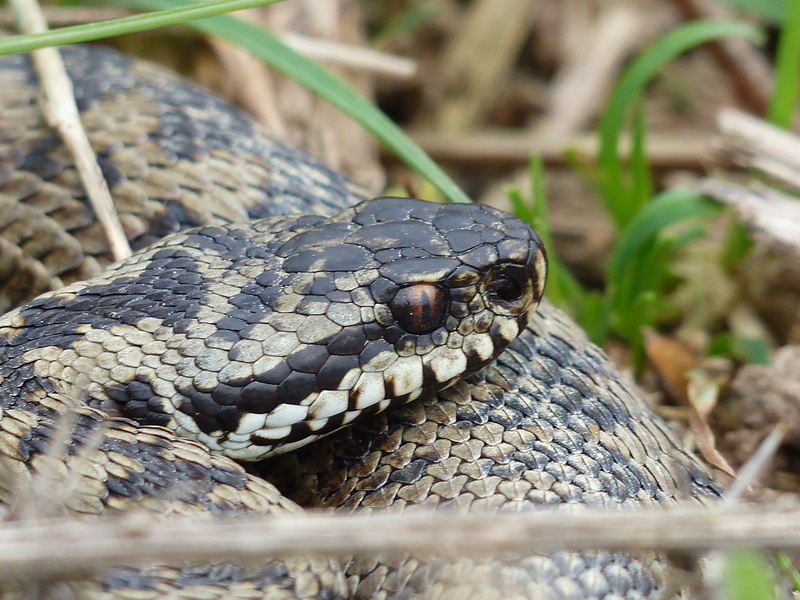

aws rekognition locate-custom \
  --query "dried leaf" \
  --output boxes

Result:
[645,328,734,476]
[643,328,694,405]
[688,407,736,478]
[687,371,735,477]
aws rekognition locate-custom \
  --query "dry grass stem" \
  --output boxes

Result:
[0,6,130,27]
[208,38,287,134]
[702,109,800,251]
[717,108,800,189]
[537,5,652,136]
[2,505,800,582]
[10,0,132,262]
[257,2,384,190]
[724,424,786,504]
[279,31,416,79]
[700,179,800,252]
[407,128,721,169]
[432,0,540,131]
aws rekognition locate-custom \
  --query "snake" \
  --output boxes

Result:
[0,45,722,600]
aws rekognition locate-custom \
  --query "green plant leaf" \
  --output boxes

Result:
[735,337,771,365]
[505,156,586,315]
[576,292,611,344]
[724,549,779,600]
[597,19,763,228]
[122,0,471,205]
[0,0,284,54]
[722,220,755,269]
[607,189,722,286]
[708,333,770,364]
[629,99,653,213]
[603,189,722,355]
[766,0,800,128]
[776,552,800,591]
[717,0,787,24]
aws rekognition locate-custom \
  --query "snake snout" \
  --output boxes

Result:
[333,196,549,390]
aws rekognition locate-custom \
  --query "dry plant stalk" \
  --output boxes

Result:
[716,108,800,187]
[407,128,720,168]
[537,4,656,136]
[3,505,800,582]
[432,0,540,131]
[702,109,800,254]
[278,31,416,79]
[11,0,132,261]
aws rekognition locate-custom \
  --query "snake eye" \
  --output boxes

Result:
[484,264,530,313]
[390,284,448,334]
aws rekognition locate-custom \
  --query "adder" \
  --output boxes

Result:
[0,45,721,600]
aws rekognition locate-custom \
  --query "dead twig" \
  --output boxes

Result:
[405,128,724,169]
[716,108,800,191]
[430,0,541,131]
[10,0,132,261]
[724,424,786,503]
[536,4,665,136]
[0,6,130,27]
[279,31,416,79]
[2,505,800,582]
[699,180,800,254]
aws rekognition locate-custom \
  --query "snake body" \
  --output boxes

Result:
[0,45,721,600]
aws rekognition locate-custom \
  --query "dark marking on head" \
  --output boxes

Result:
[283,244,371,273]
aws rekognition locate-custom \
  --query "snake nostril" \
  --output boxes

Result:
[483,263,531,313]
[487,274,523,304]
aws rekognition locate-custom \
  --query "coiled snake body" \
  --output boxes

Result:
[0,46,721,600]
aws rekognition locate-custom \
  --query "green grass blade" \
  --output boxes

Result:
[724,549,779,600]
[528,157,574,306]
[607,188,722,286]
[0,0,284,55]
[610,237,673,339]
[716,0,787,24]
[598,19,763,228]
[370,4,440,42]
[122,0,471,205]
[605,189,721,353]
[776,552,800,591]
[629,99,653,214]
[526,156,554,248]
[576,292,611,345]
[505,156,586,313]
[507,186,535,225]
[766,0,800,128]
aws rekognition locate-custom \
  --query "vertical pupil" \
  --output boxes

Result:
[390,284,446,334]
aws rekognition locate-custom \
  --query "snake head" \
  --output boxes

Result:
[226,196,547,457]
[5,196,545,461]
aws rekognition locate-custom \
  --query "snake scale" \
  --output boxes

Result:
[0,45,722,600]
